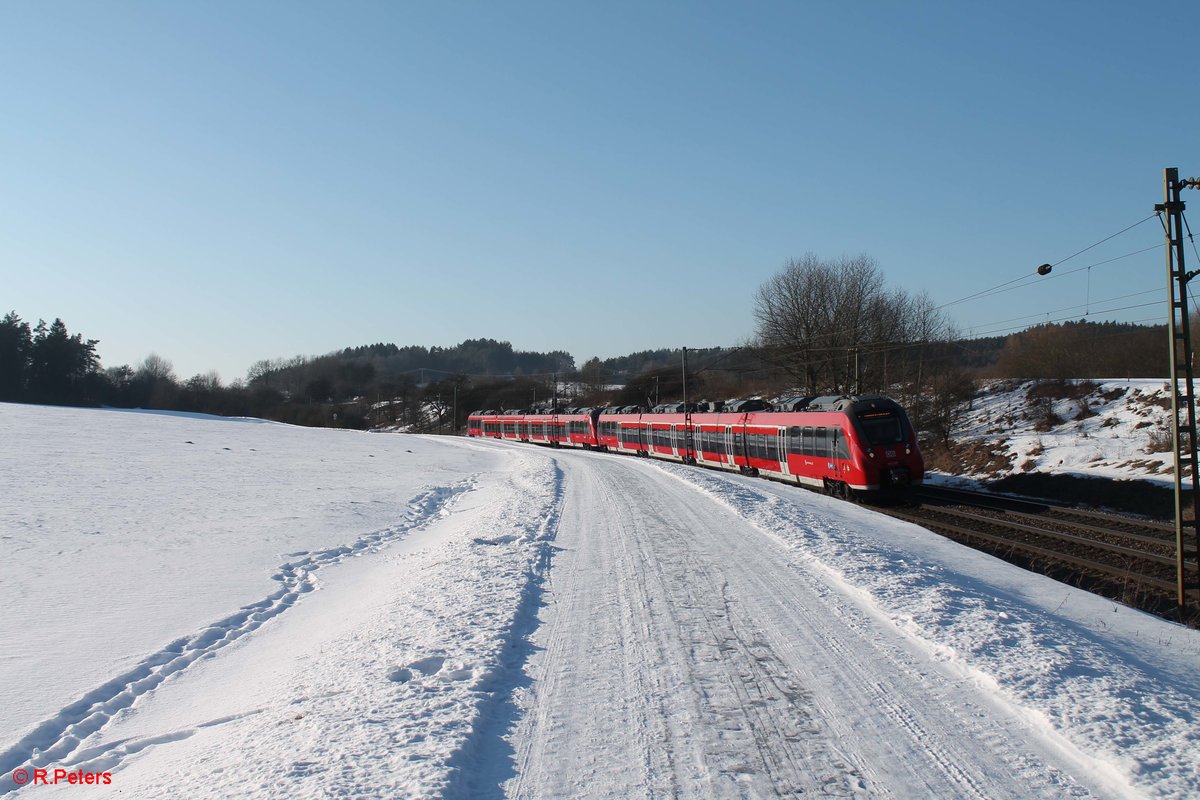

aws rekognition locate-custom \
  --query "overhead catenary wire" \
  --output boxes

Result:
[325,219,1171,388]
[741,317,1171,382]
[945,243,1164,313]
[935,216,1159,312]
[757,282,1161,361]
[1183,211,1200,270]
[763,240,1165,358]
[959,300,1165,339]
[690,222,1168,371]
[963,288,1161,335]
[1050,214,1159,268]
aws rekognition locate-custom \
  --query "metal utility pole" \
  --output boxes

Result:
[1157,167,1200,613]
[682,347,694,463]
[552,373,559,447]
[854,347,861,396]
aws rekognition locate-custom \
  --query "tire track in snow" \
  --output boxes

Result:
[631,492,867,797]
[509,453,868,798]
[0,478,478,795]
[512,451,1110,798]
[645,461,1121,798]
[507,457,700,798]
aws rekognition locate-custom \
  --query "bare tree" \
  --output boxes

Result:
[755,254,899,394]
[137,353,176,383]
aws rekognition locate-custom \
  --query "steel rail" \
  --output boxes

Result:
[913,485,1175,534]
[882,508,1182,595]
[910,506,1185,570]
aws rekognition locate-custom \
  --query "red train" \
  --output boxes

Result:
[468,394,923,497]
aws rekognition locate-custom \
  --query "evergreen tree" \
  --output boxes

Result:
[27,318,100,404]
[0,311,32,401]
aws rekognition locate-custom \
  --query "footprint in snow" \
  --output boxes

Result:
[407,655,446,675]
[391,655,474,685]
[473,534,521,546]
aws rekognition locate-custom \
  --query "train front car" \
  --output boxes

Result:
[841,395,924,495]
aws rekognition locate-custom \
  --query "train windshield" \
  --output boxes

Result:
[857,412,904,445]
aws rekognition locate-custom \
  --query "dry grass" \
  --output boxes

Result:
[1033,409,1063,432]
[923,439,1014,478]
[1147,428,1175,454]
[1100,386,1128,402]
[1025,379,1100,402]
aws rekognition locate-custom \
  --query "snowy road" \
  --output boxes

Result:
[503,449,1104,799]
[3,406,1198,798]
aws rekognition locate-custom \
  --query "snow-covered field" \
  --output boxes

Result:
[938,379,1175,485]
[2,403,1198,798]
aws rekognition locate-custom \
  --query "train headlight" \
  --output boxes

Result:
[867,450,875,459]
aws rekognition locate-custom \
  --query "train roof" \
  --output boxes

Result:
[804,394,903,413]
[474,394,905,418]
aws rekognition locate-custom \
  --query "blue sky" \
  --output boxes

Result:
[3,1,1196,382]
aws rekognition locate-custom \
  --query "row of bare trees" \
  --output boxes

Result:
[753,254,973,442]
[753,254,955,394]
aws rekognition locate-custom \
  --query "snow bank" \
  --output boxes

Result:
[938,379,1175,485]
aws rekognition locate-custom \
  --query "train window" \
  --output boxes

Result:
[858,413,904,445]
[813,427,827,457]
[765,432,778,461]
[787,427,802,455]
[834,429,850,460]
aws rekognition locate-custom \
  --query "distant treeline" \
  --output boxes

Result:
[0,311,362,425]
[0,314,580,431]
[0,305,1175,435]
[253,338,575,388]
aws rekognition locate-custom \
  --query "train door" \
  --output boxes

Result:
[725,426,735,466]
[777,428,788,475]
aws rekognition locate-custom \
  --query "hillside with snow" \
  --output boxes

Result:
[2,403,1199,798]
[931,379,1176,490]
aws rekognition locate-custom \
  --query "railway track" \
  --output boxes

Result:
[877,484,1199,617]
